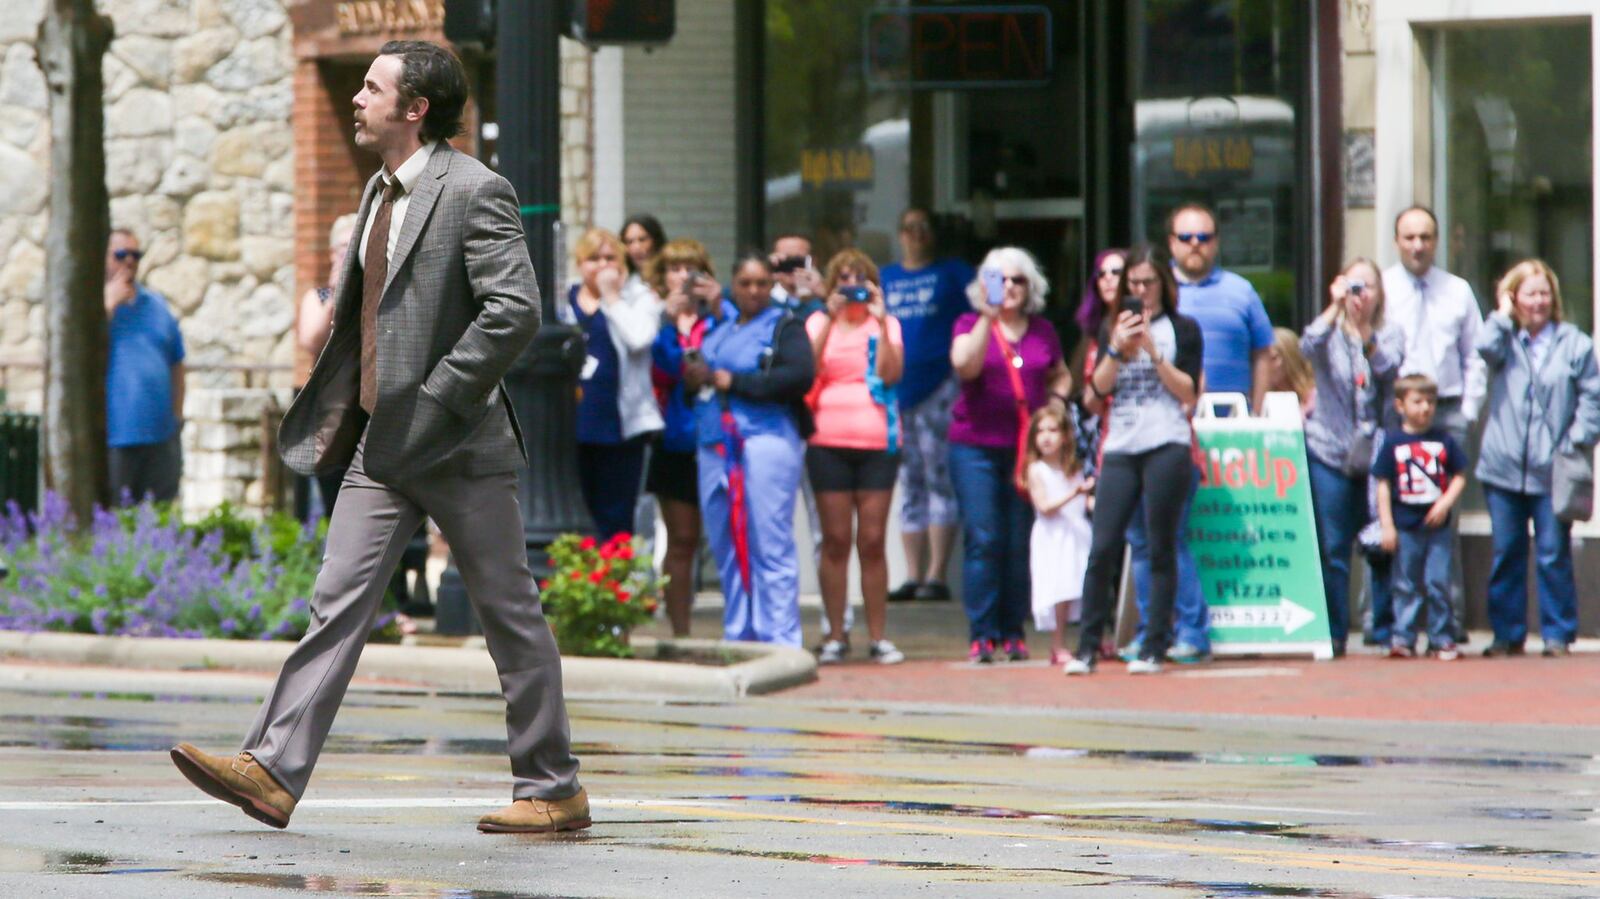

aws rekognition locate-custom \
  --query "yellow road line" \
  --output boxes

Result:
[641,802,1599,888]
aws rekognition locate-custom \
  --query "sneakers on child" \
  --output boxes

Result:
[869,640,905,665]
[817,639,848,665]
[1049,648,1071,666]
[1063,654,1095,676]
[968,639,994,664]
[1387,642,1415,659]
[1432,642,1460,661]
[1126,657,1164,675]
[1002,638,1030,662]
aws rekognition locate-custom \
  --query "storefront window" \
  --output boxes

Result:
[1132,0,1304,325]
[1431,23,1593,332]
[764,1,1083,333]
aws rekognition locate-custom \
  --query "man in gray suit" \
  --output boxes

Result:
[170,41,588,834]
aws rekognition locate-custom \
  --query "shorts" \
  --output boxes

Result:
[646,448,700,505]
[805,444,900,493]
[898,378,960,529]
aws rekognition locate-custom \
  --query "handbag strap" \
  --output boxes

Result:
[991,319,1032,494]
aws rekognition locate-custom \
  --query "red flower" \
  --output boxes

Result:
[579,536,597,551]
[538,579,550,591]
[588,570,604,584]
[616,590,631,603]
[617,545,635,561]
[569,570,583,581]
[602,580,619,593]
[610,531,633,545]
[598,543,615,560]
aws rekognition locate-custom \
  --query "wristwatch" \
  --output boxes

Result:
[1104,345,1124,362]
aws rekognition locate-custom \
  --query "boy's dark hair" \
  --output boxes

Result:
[1393,373,1439,400]
[379,40,469,144]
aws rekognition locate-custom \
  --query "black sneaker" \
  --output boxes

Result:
[1482,640,1524,657]
[888,581,922,603]
[914,582,952,601]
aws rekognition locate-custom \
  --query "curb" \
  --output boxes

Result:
[0,631,816,701]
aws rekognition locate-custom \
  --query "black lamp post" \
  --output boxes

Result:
[435,0,594,635]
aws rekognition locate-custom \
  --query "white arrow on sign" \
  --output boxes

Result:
[1209,598,1317,635]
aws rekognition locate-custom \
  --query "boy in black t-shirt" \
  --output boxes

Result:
[1371,374,1467,660]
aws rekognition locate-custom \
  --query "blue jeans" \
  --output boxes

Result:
[1127,465,1208,652]
[1392,525,1453,650]
[949,443,1032,643]
[1484,485,1579,646]
[1307,456,1364,648]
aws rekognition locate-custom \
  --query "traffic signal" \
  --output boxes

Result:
[567,0,675,45]
[444,0,496,52]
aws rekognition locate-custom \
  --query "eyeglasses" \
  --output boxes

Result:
[900,221,931,234]
[112,249,144,262]
[1127,276,1160,289]
[1001,274,1028,286]
[1172,232,1214,245]
[1098,267,1125,279]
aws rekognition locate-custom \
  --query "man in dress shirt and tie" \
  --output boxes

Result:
[169,41,588,834]
[1379,205,1486,645]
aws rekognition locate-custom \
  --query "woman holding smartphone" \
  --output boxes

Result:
[807,249,905,665]
[948,247,1070,664]
[1068,243,1203,676]
[1301,258,1402,656]
[648,238,732,636]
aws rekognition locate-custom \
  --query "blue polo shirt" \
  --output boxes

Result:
[107,285,185,448]
[881,257,975,409]
[1175,267,1274,400]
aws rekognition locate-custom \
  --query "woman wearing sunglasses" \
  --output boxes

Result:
[1068,243,1204,676]
[947,247,1070,664]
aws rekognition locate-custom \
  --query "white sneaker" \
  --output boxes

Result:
[1063,656,1094,676]
[1126,657,1164,675]
[817,639,847,665]
[869,640,905,665]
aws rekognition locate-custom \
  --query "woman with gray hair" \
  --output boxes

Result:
[947,246,1070,663]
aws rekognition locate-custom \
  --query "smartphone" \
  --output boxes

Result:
[982,268,1005,307]
[1121,295,1144,318]
[683,348,703,365]
[1346,278,1367,296]
[841,285,871,303]
[682,270,701,291]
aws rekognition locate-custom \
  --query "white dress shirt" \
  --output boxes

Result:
[357,141,439,270]
[1381,263,1487,420]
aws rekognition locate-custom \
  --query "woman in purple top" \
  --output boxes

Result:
[948,246,1070,663]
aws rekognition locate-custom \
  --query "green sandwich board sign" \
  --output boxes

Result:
[1190,394,1334,660]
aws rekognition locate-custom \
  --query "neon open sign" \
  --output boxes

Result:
[864,5,1054,89]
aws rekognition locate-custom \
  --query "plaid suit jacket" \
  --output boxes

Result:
[279,144,539,483]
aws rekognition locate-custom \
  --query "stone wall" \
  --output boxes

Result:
[0,0,299,410]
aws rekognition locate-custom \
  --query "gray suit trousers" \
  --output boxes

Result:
[241,428,581,801]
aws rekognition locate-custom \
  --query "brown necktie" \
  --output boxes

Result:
[360,180,402,413]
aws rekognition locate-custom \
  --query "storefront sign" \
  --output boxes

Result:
[1189,397,1334,660]
[865,6,1053,89]
[800,146,876,191]
[1172,134,1255,179]
[336,0,444,36]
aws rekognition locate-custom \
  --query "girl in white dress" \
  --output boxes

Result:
[1025,406,1094,667]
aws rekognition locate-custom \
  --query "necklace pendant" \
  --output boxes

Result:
[1011,355,1024,369]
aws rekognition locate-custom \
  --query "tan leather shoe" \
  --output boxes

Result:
[170,743,296,829]
[477,787,591,833]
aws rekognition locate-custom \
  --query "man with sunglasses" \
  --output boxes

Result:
[104,229,186,505]
[1167,203,1275,412]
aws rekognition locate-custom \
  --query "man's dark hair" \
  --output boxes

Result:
[379,40,469,144]
[1393,204,1439,237]
[1117,242,1181,316]
[770,231,812,250]
[1165,201,1217,236]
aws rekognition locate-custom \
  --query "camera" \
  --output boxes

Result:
[841,285,871,303]
[1347,278,1367,296]
[774,255,807,274]
[681,270,701,291]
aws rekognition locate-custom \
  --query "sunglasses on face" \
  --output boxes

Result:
[1001,274,1028,286]
[1098,267,1125,279]
[112,249,143,262]
[1172,232,1214,245]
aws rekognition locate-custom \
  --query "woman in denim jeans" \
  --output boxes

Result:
[947,247,1070,663]
[1301,258,1402,657]
[1475,259,1600,658]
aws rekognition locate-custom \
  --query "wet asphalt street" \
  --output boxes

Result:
[0,663,1597,898]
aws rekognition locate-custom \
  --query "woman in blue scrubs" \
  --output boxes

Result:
[682,254,816,645]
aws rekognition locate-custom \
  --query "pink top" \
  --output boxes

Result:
[806,311,904,450]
